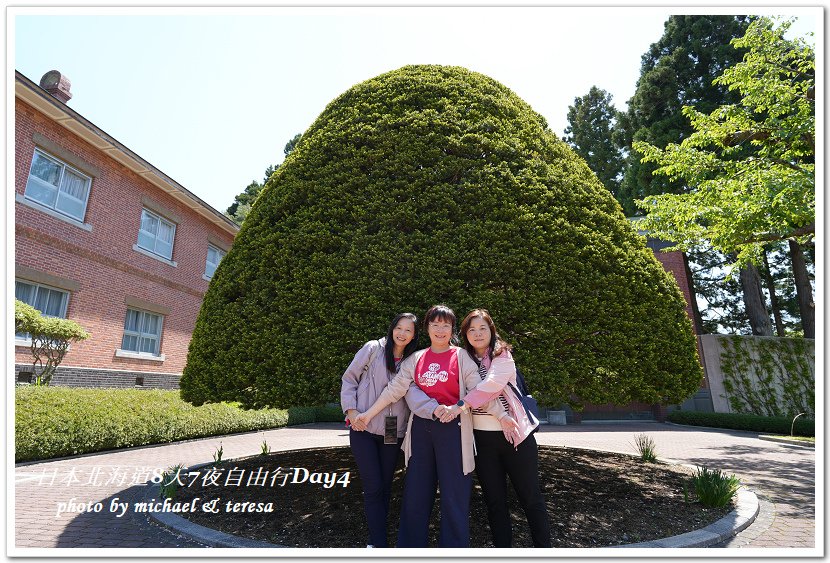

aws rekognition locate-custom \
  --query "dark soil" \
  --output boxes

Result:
[172,445,733,548]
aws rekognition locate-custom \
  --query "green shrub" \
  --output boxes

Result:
[684,467,741,508]
[315,405,348,423]
[286,406,317,426]
[15,299,90,386]
[668,410,814,437]
[15,387,299,462]
[181,64,702,410]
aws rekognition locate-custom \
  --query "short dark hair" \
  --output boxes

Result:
[384,313,419,373]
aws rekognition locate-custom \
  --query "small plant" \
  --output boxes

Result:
[260,438,271,456]
[159,463,183,499]
[632,434,658,463]
[684,466,741,508]
[213,441,224,464]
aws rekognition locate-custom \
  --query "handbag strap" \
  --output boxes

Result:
[507,381,534,420]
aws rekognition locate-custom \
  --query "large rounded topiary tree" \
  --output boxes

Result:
[181,65,702,410]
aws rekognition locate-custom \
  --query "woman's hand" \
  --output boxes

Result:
[346,409,359,426]
[499,415,520,445]
[438,404,461,423]
[351,412,370,431]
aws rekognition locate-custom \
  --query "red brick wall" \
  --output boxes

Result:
[15,99,235,375]
[653,250,702,334]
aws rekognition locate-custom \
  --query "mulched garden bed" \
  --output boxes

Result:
[171,445,734,548]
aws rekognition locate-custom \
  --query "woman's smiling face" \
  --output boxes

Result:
[392,318,416,349]
[427,316,453,346]
[465,316,492,354]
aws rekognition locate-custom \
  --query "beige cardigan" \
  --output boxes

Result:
[374,346,504,475]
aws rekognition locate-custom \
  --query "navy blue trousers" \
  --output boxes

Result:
[349,429,402,547]
[397,416,472,548]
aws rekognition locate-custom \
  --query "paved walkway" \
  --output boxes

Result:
[13,422,816,551]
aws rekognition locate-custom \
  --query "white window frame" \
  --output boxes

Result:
[116,308,165,361]
[203,244,227,280]
[24,148,92,224]
[134,208,177,264]
[15,279,70,345]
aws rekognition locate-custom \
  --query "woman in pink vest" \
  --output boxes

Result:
[442,308,551,547]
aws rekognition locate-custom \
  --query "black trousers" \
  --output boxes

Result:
[473,429,551,547]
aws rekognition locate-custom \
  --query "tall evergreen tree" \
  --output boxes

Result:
[617,15,752,215]
[226,134,302,225]
[563,87,624,198]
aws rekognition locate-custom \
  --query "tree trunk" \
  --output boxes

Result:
[761,249,786,336]
[789,240,815,338]
[739,263,773,336]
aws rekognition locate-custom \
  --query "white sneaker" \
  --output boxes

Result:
[366,545,374,548]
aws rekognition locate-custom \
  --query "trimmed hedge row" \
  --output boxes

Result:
[668,410,814,437]
[15,387,345,462]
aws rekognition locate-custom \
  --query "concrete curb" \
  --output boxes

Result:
[143,460,287,548]
[611,487,760,548]
[145,450,761,549]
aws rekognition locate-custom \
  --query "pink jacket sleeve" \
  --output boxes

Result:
[462,353,515,409]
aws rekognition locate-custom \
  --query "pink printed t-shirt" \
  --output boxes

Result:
[415,347,460,406]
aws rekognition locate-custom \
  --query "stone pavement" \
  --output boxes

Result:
[13,421,817,551]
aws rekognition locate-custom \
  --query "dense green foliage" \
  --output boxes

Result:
[668,409,814,437]
[182,64,702,410]
[617,15,751,215]
[14,387,339,462]
[563,86,624,198]
[634,18,815,338]
[635,18,815,268]
[15,299,90,386]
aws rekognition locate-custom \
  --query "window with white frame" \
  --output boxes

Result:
[204,244,227,279]
[137,208,176,260]
[15,279,69,340]
[121,308,163,356]
[25,148,92,222]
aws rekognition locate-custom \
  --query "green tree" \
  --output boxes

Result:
[15,300,90,386]
[225,134,303,225]
[563,86,624,198]
[617,15,752,215]
[181,65,702,411]
[634,18,815,337]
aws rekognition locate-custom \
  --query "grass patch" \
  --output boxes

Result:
[761,435,815,444]
[15,387,344,462]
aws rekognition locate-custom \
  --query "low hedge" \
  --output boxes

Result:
[668,410,814,437]
[15,387,346,462]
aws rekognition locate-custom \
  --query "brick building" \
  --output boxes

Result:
[14,70,239,388]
